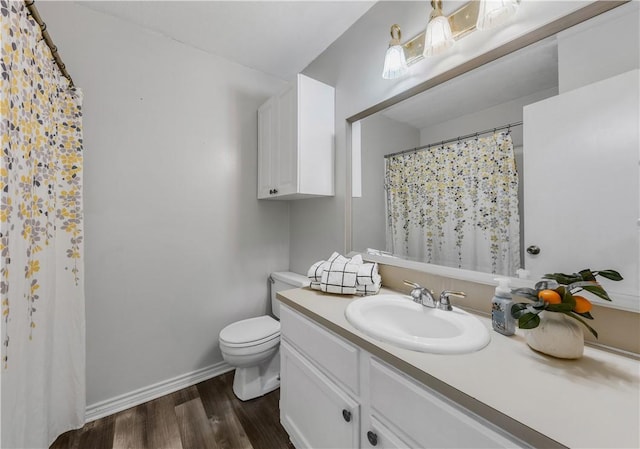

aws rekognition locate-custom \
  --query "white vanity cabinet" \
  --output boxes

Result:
[365,359,522,449]
[257,74,335,200]
[280,306,360,448]
[280,342,360,449]
[280,304,526,449]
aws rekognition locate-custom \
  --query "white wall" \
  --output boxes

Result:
[417,88,557,148]
[292,1,590,274]
[353,115,420,253]
[558,2,640,93]
[37,3,290,406]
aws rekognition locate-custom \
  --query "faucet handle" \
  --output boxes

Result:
[403,280,421,289]
[438,291,466,311]
[404,280,436,307]
[404,280,422,302]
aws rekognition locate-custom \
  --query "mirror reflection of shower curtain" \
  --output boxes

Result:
[385,132,520,275]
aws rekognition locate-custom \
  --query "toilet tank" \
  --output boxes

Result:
[270,271,309,318]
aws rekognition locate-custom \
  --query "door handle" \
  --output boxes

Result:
[526,245,540,255]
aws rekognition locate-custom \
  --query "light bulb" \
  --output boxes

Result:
[423,14,454,57]
[382,24,408,79]
[476,0,520,31]
[382,45,408,79]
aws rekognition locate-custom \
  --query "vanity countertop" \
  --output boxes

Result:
[277,287,640,449]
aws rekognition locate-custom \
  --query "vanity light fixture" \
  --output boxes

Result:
[382,0,520,79]
[423,0,455,57]
[382,24,409,79]
[476,0,521,31]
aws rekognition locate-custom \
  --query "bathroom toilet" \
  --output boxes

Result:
[219,271,309,401]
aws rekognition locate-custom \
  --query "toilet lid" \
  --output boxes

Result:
[219,316,280,346]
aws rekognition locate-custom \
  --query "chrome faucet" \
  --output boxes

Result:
[403,281,466,310]
[437,291,467,311]
[403,280,437,308]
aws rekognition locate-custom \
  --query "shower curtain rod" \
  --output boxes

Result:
[24,0,74,87]
[384,121,523,159]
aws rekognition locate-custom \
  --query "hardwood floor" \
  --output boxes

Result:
[50,371,294,449]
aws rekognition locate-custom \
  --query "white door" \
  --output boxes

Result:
[523,70,639,305]
[275,84,298,196]
[280,341,360,449]
[257,97,276,199]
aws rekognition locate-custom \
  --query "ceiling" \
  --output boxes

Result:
[381,37,559,130]
[75,1,376,81]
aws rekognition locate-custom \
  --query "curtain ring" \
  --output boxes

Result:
[40,22,47,32]
[25,0,35,6]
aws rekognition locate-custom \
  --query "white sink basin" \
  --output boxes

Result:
[345,294,490,354]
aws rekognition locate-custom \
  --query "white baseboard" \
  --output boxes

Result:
[85,361,234,422]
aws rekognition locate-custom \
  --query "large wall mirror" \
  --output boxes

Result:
[349,3,639,312]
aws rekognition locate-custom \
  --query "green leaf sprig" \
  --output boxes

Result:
[510,269,623,339]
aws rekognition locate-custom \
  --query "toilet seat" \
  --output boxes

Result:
[219,315,280,348]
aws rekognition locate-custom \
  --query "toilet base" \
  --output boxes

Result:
[232,349,280,401]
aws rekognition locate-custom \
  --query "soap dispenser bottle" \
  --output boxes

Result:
[491,278,515,336]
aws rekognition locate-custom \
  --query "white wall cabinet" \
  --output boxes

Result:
[280,304,526,449]
[258,74,335,200]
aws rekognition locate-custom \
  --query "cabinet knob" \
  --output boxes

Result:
[273,188,278,194]
[526,245,541,255]
[269,189,274,194]
[342,409,351,422]
[367,431,378,446]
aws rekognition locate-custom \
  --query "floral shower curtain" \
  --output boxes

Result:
[385,132,520,275]
[1,1,85,447]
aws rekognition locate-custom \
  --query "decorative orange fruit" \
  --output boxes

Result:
[573,295,593,314]
[538,289,562,304]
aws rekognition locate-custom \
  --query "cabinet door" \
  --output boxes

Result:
[274,84,298,196]
[257,97,276,199]
[364,417,411,449]
[280,341,359,449]
[369,359,524,448]
[523,70,639,306]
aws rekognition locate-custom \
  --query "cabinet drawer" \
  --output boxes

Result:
[280,305,359,394]
[369,359,523,449]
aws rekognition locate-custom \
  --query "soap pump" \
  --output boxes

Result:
[491,278,515,336]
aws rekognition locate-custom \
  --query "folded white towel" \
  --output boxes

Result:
[307,260,327,282]
[356,263,379,286]
[356,274,382,296]
[356,280,381,296]
[307,253,382,296]
[320,260,359,295]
